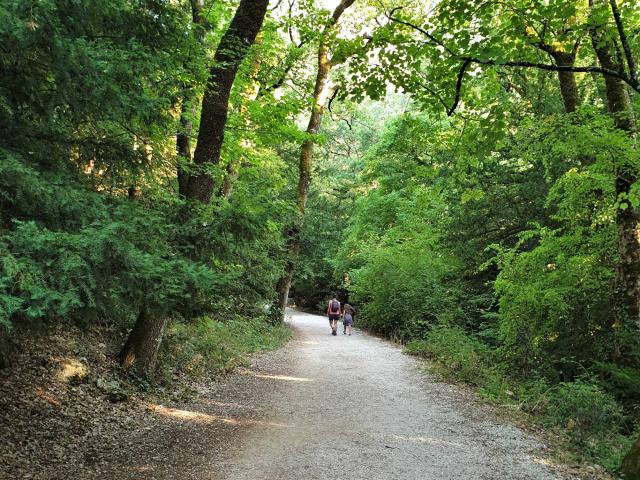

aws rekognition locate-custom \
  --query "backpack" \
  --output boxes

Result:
[329,299,340,314]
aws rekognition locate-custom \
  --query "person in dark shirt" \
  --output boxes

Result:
[327,296,341,336]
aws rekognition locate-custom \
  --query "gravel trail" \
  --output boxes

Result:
[62,309,571,479]
[211,309,565,480]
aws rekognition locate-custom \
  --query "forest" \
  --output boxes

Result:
[1,0,639,477]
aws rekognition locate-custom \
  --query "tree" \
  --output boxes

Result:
[589,0,639,334]
[355,0,640,329]
[274,0,357,320]
[119,310,168,377]
[181,0,270,203]
[118,0,272,376]
[623,437,640,479]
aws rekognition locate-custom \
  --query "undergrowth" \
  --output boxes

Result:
[406,325,635,473]
[160,315,292,380]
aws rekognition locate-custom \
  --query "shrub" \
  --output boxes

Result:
[543,379,623,445]
[406,325,500,388]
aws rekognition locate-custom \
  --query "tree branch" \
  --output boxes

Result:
[386,10,640,116]
[414,77,450,112]
[327,87,340,113]
[608,0,636,84]
[465,57,638,92]
[447,58,472,116]
[387,12,456,56]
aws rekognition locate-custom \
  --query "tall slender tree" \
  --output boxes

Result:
[177,0,207,195]
[274,0,357,320]
[588,0,638,333]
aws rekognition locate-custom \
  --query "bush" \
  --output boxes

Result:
[543,379,623,445]
[406,325,501,388]
[493,163,618,377]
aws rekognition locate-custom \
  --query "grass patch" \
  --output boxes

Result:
[160,315,292,379]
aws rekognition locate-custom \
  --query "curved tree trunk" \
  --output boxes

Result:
[183,0,270,203]
[119,311,168,378]
[177,109,193,195]
[274,0,357,321]
[622,436,640,480]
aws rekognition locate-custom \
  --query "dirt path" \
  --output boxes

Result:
[49,309,572,479]
[211,310,567,480]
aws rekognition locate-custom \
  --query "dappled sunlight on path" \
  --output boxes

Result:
[65,309,570,480]
[215,308,566,480]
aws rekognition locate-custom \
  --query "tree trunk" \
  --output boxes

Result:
[273,0,356,321]
[550,51,579,113]
[529,34,580,113]
[220,161,237,199]
[119,311,168,378]
[274,226,301,318]
[0,326,12,370]
[183,0,270,203]
[590,0,639,330]
[177,105,193,196]
[622,436,640,480]
[177,0,204,197]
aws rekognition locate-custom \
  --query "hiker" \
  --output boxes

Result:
[342,303,355,336]
[327,296,341,336]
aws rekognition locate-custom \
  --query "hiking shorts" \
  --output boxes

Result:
[328,314,340,322]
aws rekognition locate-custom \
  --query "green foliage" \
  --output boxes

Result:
[326,73,639,471]
[347,222,463,341]
[161,315,292,378]
[0,0,292,335]
[0,0,205,182]
[1,0,639,472]
[543,380,623,443]
[406,325,500,387]
[0,147,290,329]
[494,223,615,376]
[290,98,397,309]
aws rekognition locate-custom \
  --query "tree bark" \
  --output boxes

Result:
[220,161,237,199]
[590,0,639,330]
[177,0,204,197]
[273,0,357,321]
[177,108,193,195]
[119,311,168,378]
[0,326,12,369]
[275,227,300,316]
[550,50,579,113]
[528,32,580,113]
[183,0,270,203]
[622,436,640,480]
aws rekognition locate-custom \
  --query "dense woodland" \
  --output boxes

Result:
[1,0,639,475]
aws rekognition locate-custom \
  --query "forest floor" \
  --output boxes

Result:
[1,309,612,479]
